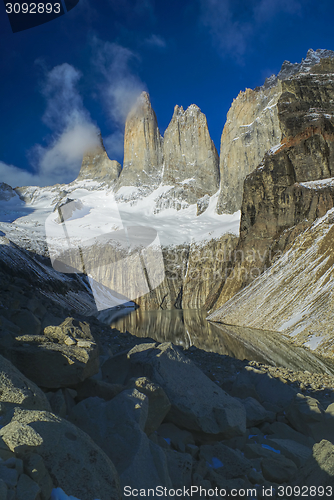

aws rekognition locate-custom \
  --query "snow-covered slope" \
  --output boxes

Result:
[1,179,239,254]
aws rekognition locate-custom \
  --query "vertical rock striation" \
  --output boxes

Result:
[158,104,220,208]
[217,81,283,214]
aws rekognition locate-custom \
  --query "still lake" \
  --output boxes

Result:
[110,308,334,375]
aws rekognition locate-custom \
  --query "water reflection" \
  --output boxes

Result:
[111,309,334,374]
[111,309,268,363]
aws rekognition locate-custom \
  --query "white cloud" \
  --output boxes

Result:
[92,38,146,125]
[0,161,40,188]
[25,63,101,186]
[144,34,167,49]
[91,38,147,164]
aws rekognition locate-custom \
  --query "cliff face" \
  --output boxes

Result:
[217,49,334,215]
[217,81,283,214]
[134,234,238,311]
[116,92,163,194]
[208,207,334,358]
[213,56,334,309]
[77,136,121,185]
[161,104,220,206]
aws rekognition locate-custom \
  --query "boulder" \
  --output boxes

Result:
[286,393,325,437]
[69,389,171,490]
[264,438,312,467]
[261,421,315,447]
[261,455,297,483]
[293,439,334,487]
[164,449,192,489]
[11,310,41,336]
[75,378,124,402]
[0,354,51,413]
[198,442,252,480]
[127,343,246,438]
[156,423,195,453]
[238,397,275,427]
[0,408,121,500]
[16,474,41,500]
[0,318,99,388]
[126,377,171,435]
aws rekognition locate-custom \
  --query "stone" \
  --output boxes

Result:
[101,351,131,385]
[2,318,99,388]
[3,456,23,475]
[75,378,124,402]
[164,449,192,489]
[0,464,18,487]
[199,442,252,480]
[16,474,41,500]
[293,439,334,487]
[69,389,171,490]
[0,354,51,413]
[261,421,315,447]
[48,389,67,418]
[286,393,325,436]
[126,377,171,435]
[265,438,312,467]
[24,453,48,483]
[156,423,195,454]
[0,408,121,500]
[261,455,297,483]
[0,480,7,500]
[238,397,275,427]
[127,342,246,438]
[10,310,41,335]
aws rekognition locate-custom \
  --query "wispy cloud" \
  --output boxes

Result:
[92,37,146,159]
[199,0,304,60]
[144,34,167,49]
[0,161,39,188]
[17,63,101,187]
[1,63,100,188]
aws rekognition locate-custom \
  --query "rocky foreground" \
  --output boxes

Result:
[1,267,334,500]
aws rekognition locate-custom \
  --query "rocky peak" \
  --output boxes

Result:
[0,182,17,201]
[217,48,334,215]
[77,134,121,185]
[161,103,219,205]
[278,48,334,80]
[116,91,163,193]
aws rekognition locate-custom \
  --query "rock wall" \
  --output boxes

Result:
[217,81,283,214]
[208,207,334,358]
[135,234,238,310]
[161,104,219,206]
[213,57,334,309]
[116,92,164,193]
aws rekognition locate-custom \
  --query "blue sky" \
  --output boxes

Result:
[1,0,334,187]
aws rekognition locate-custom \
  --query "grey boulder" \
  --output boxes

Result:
[0,408,121,500]
[69,389,172,490]
[127,343,246,438]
